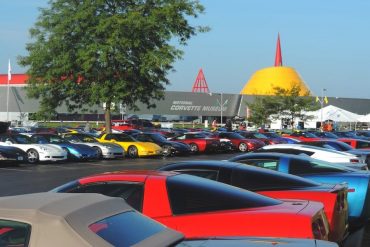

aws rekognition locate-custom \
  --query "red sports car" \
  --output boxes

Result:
[282,132,322,142]
[338,138,370,150]
[52,170,330,240]
[237,131,286,145]
[159,160,348,243]
[169,132,221,153]
[216,132,265,152]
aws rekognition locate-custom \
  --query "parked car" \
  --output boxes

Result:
[159,160,348,243]
[281,132,322,142]
[169,132,221,153]
[0,134,67,164]
[215,132,265,152]
[0,192,184,247]
[257,144,364,166]
[0,145,27,165]
[111,119,154,131]
[131,132,191,157]
[228,152,370,231]
[30,134,98,161]
[338,138,370,150]
[263,132,290,144]
[237,131,285,145]
[332,131,365,140]
[97,133,162,158]
[62,133,125,159]
[0,193,338,247]
[52,171,330,240]
[311,131,340,139]
[301,140,370,168]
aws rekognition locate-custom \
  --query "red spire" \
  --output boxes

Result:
[274,33,283,67]
[192,68,210,93]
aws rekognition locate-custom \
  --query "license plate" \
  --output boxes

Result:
[17,156,24,161]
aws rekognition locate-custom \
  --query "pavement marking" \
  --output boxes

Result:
[0,167,34,172]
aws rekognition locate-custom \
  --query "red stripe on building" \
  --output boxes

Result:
[0,74,28,85]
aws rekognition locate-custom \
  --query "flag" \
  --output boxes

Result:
[8,59,12,81]
[315,96,319,102]
[324,96,329,104]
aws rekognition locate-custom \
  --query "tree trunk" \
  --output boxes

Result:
[105,104,112,134]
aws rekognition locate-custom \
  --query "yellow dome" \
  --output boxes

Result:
[240,66,311,96]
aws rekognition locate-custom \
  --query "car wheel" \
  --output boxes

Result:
[127,146,138,158]
[93,146,103,159]
[189,143,199,153]
[238,142,248,152]
[27,149,39,164]
[162,145,173,157]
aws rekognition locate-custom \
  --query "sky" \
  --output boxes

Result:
[1,0,370,99]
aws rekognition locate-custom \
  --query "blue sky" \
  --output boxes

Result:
[1,0,369,99]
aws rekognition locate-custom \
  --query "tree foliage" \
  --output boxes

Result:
[19,0,208,132]
[247,84,319,129]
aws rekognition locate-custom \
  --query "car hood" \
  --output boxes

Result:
[52,143,94,152]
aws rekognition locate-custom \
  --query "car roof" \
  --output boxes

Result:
[0,192,183,247]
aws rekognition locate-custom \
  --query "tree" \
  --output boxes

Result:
[19,0,208,133]
[246,96,277,128]
[247,84,319,130]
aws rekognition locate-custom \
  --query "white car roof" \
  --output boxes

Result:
[262,144,356,157]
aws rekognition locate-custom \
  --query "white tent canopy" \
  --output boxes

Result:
[358,113,370,122]
[307,105,363,122]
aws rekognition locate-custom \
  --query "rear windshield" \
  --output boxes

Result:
[89,211,165,247]
[0,219,31,247]
[166,174,281,215]
[231,165,320,191]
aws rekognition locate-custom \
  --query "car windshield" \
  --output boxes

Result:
[253,133,268,138]
[75,134,97,143]
[89,211,167,247]
[38,135,66,143]
[11,135,33,144]
[113,134,137,142]
[264,132,280,138]
[222,133,245,139]
[150,134,168,142]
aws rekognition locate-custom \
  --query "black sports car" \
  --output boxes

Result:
[131,132,191,157]
[0,145,27,165]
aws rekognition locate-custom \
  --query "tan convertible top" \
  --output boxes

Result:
[0,192,183,247]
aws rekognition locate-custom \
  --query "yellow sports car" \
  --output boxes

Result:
[97,133,162,158]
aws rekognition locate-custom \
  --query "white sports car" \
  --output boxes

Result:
[62,133,125,159]
[0,134,67,164]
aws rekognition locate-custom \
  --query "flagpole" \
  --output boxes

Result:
[6,59,11,122]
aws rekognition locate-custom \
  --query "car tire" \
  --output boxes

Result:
[162,145,173,157]
[27,149,39,164]
[92,146,103,159]
[238,142,248,152]
[127,146,138,158]
[189,143,199,153]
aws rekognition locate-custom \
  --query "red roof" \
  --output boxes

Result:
[0,74,28,85]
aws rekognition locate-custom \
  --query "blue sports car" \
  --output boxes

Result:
[30,134,98,160]
[229,152,370,232]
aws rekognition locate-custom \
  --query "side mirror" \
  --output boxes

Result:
[5,140,12,145]
[111,139,116,142]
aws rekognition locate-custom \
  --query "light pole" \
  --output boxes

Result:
[209,92,228,126]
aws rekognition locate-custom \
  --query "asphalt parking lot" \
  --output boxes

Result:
[0,153,369,247]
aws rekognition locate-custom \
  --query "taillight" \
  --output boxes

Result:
[312,218,327,239]
[336,192,346,211]
[350,159,359,163]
